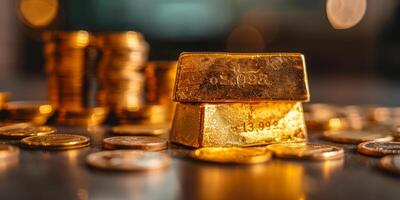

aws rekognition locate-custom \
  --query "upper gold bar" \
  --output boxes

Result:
[173,52,309,102]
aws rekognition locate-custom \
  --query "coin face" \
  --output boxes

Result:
[0,123,55,138]
[379,155,400,175]
[323,130,393,144]
[21,134,90,150]
[190,147,272,164]
[86,150,171,171]
[266,143,344,160]
[358,141,400,156]
[103,136,168,151]
[112,124,170,136]
[0,145,20,160]
[326,0,367,29]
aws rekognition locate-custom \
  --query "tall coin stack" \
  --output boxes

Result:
[95,32,149,123]
[43,31,90,111]
[144,61,177,125]
[171,53,310,147]
[43,31,108,126]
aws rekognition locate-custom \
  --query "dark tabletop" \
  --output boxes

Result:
[0,125,399,200]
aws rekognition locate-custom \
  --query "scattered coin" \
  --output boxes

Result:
[323,130,393,144]
[379,155,400,175]
[112,124,170,136]
[326,0,367,29]
[0,144,20,160]
[267,143,344,160]
[21,134,90,150]
[357,141,400,156]
[190,147,272,164]
[103,136,168,151]
[0,123,55,138]
[86,150,171,171]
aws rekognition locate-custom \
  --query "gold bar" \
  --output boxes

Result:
[170,102,307,147]
[173,52,309,103]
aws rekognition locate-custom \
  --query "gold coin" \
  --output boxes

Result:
[19,0,58,27]
[21,134,90,150]
[112,124,169,136]
[86,150,171,171]
[103,136,168,151]
[323,130,393,144]
[0,123,55,138]
[0,145,20,159]
[190,147,272,164]
[266,143,344,160]
[326,0,367,29]
[379,155,400,175]
[357,141,400,157]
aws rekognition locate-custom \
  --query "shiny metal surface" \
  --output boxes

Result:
[0,126,399,200]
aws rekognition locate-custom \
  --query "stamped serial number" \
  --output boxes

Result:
[231,121,279,132]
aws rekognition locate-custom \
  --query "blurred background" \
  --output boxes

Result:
[0,0,400,105]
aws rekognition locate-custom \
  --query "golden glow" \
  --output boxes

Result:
[171,102,307,147]
[19,0,58,27]
[39,104,53,114]
[73,31,90,48]
[327,117,345,131]
[180,161,306,200]
[322,158,344,181]
[326,0,367,29]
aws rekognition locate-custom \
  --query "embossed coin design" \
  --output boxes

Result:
[0,123,55,138]
[323,130,393,144]
[0,145,20,159]
[357,141,400,156]
[86,150,171,171]
[190,147,272,164]
[112,124,169,136]
[266,143,344,160]
[103,136,168,151]
[21,134,90,150]
[379,155,400,175]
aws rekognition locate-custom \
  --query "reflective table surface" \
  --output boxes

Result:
[0,125,399,200]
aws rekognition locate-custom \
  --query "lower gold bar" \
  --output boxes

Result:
[170,102,307,147]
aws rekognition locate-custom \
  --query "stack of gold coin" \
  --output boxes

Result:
[170,53,309,148]
[95,31,149,122]
[43,31,90,111]
[43,31,108,126]
[143,61,177,124]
